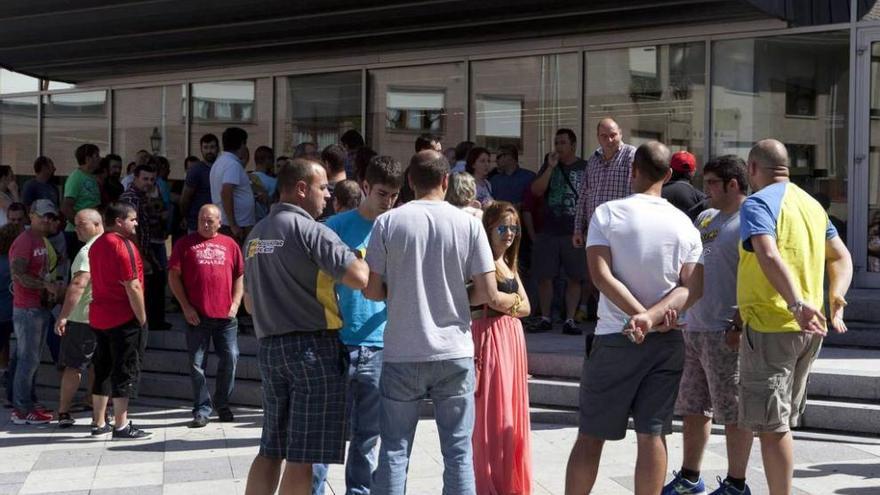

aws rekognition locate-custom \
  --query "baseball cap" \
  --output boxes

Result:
[670,151,697,174]
[30,199,59,217]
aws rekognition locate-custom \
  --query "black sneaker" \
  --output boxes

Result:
[217,409,235,422]
[91,423,112,436]
[562,319,581,335]
[112,421,151,440]
[529,318,553,334]
[58,412,75,429]
[189,416,209,428]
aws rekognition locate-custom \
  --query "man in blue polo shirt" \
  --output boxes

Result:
[489,144,535,207]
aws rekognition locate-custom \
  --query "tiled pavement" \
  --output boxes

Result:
[1,400,879,494]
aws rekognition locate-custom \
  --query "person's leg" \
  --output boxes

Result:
[725,424,754,480]
[58,322,97,417]
[560,238,586,321]
[91,329,112,427]
[681,415,711,471]
[58,368,82,415]
[108,323,143,426]
[12,308,44,413]
[212,318,240,416]
[565,434,604,495]
[186,321,213,419]
[564,277,582,321]
[373,361,424,495]
[635,434,668,495]
[538,279,554,317]
[758,431,793,495]
[245,455,283,495]
[312,463,328,495]
[278,462,313,495]
[345,346,383,495]
[430,358,476,495]
[673,332,713,480]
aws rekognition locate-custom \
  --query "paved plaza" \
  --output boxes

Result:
[0,399,878,494]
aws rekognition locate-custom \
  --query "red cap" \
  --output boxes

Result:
[670,151,697,174]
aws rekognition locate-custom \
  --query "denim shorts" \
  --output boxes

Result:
[258,330,348,464]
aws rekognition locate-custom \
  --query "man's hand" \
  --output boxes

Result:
[230,224,244,241]
[793,302,827,336]
[546,152,559,169]
[572,232,584,248]
[227,305,239,319]
[183,306,201,326]
[54,317,67,336]
[725,328,742,351]
[829,296,847,334]
[624,313,654,344]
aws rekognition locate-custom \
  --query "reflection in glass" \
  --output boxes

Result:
[369,63,465,165]
[189,79,271,165]
[712,32,849,241]
[0,96,38,172]
[867,43,880,272]
[0,69,39,95]
[471,54,579,170]
[113,86,187,178]
[42,91,109,176]
[275,72,362,157]
[586,43,706,164]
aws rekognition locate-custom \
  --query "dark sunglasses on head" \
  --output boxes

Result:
[496,225,521,235]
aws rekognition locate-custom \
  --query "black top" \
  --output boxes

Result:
[497,277,518,294]
[662,179,706,222]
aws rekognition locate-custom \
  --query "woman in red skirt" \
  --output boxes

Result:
[471,201,532,494]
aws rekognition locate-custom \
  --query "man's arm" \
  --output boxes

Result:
[750,234,826,334]
[11,258,47,290]
[54,271,89,335]
[179,185,195,224]
[229,274,244,318]
[363,271,386,301]
[167,268,199,326]
[220,183,240,238]
[340,258,369,290]
[586,245,647,316]
[122,278,147,327]
[530,154,557,197]
[826,235,853,333]
[243,290,254,315]
[60,197,76,226]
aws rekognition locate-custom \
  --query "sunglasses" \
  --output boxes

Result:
[496,225,521,235]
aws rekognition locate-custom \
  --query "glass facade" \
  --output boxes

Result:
[275,71,362,157]
[470,54,580,170]
[867,42,880,272]
[0,96,38,171]
[586,43,706,165]
[712,31,850,225]
[368,63,466,165]
[42,91,109,175]
[113,85,187,178]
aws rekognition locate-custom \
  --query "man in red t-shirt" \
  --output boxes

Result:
[168,204,244,428]
[88,202,150,439]
[9,200,61,425]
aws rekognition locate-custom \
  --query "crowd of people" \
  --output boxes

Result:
[0,119,853,495]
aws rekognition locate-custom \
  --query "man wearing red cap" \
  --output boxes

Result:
[662,151,706,221]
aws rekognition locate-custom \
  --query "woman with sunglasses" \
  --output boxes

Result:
[470,201,532,494]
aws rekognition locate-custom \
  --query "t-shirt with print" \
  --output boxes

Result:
[210,152,255,228]
[169,232,244,319]
[9,231,51,309]
[587,194,702,336]
[89,232,144,330]
[244,203,356,339]
[540,158,587,235]
[67,234,99,324]
[685,208,740,332]
[63,169,100,231]
[184,162,213,231]
[326,209,386,347]
[737,182,837,333]
[366,200,495,363]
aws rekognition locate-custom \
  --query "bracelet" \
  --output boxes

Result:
[508,293,523,317]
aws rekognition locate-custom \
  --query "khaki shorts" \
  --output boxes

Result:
[674,331,740,425]
[738,325,822,433]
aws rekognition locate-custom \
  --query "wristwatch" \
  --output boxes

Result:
[787,300,806,315]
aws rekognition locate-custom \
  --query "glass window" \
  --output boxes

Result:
[586,43,706,164]
[275,71,362,157]
[369,63,465,165]
[471,54,580,170]
[0,96,39,173]
[113,86,187,179]
[866,42,880,272]
[189,79,272,166]
[42,91,109,176]
[712,31,849,229]
[0,69,39,95]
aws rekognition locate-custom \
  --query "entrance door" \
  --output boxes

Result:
[853,28,880,287]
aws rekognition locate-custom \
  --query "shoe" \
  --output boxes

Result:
[708,477,750,495]
[33,403,54,415]
[58,412,75,429]
[112,421,151,440]
[528,318,553,334]
[189,415,209,428]
[562,319,581,335]
[150,321,173,331]
[91,423,112,436]
[661,471,706,495]
[574,308,589,323]
[217,409,234,422]
[11,409,53,425]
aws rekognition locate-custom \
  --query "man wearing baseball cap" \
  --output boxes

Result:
[662,151,707,221]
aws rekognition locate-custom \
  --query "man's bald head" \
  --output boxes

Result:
[748,139,790,173]
[597,118,620,133]
[75,208,102,225]
[198,203,221,218]
[74,208,103,242]
[633,141,671,183]
[408,150,449,192]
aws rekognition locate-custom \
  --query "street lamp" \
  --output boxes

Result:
[150,127,162,154]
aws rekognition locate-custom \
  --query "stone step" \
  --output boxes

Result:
[840,289,880,323]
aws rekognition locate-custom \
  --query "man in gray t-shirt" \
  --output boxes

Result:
[365,150,496,495]
[664,155,755,495]
[243,158,369,495]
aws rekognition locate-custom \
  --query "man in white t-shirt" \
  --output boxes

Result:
[564,141,702,495]
[364,150,500,495]
[210,127,255,243]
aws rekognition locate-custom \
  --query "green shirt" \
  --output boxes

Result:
[68,235,98,324]
[63,169,100,231]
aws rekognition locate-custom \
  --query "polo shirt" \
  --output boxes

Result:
[89,232,144,330]
[489,167,536,205]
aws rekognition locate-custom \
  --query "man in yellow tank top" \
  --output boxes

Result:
[737,139,852,495]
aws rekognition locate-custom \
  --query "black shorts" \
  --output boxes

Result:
[92,320,145,399]
[60,321,97,372]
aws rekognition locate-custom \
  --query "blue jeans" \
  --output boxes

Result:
[313,345,384,495]
[186,317,239,418]
[372,358,476,495]
[12,308,51,412]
